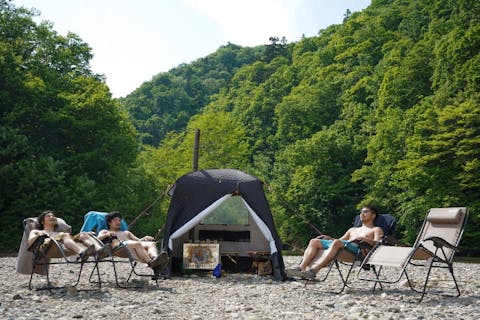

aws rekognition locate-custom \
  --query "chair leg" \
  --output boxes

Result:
[28,258,55,293]
[28,263,36,290]
[331,261,355,294]
[371,265,383,292]
[318,262,335,282]
[371,265,384,293]
[110,258,138,289]
[448,264,461,298]
[110,258,128,288]
[88,263,98,284]
[417,258,435,302]
[45,263,53,292]
[87,262,102,289]
[126,261,136,283]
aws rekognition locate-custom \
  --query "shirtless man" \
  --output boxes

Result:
[286,205,383,280]
[97,211,168,273]
[28,210,111,262]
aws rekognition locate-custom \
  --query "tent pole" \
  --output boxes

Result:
[128,194,164,228]
[192,129,200,171]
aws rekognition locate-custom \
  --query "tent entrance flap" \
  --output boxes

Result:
[168,194,279,256]
[168,194,232,250]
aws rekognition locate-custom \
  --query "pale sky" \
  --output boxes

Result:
[13,0,371,98]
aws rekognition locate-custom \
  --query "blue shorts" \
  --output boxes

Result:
[319,239,360,254]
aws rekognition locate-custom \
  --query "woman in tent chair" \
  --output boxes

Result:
[28,210,111,262]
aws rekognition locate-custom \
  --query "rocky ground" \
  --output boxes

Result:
[1,256,479,319]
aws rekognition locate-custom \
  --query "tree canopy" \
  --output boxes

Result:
[0,0,160,251]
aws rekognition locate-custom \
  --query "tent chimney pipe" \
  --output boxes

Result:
[192,129,200,171]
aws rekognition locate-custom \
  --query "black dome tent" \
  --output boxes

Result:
[162,169,287,281]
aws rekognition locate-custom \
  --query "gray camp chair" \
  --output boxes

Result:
[305,213,396,293]
[19,217,103,291]
[357,207,468,302]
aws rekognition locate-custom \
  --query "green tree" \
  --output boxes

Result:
[0,1,144,251]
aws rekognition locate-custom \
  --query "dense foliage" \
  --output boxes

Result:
[120,43,264,146]
[2,0,479,255]
[0,1,163,251]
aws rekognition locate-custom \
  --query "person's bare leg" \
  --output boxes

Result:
[299,238,324,270]
[311,240,344,273]
[141,242,158,259]
[77,233,102,251]
[61,234,84,254]
[127,242,152,263]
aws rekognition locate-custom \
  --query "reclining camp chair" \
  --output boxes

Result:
[81,211,164,288]
[307,213,396,294]
[357,207,468,302]
[17,217,102,291]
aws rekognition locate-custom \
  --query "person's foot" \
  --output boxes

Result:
[78,245,96,263]
[301,268,316,281]
[96,244,112,260]
[148,251,169,271]
[286,267,316,280]
[285,266,304,278]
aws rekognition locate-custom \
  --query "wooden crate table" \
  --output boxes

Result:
[247,251,272,275]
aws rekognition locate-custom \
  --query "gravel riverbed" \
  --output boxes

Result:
[1,256,479,319]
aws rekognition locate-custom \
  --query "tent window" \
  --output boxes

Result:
[201,196,249,225]
[198,230,250,242]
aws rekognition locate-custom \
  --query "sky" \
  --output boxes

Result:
[12,0,371,98]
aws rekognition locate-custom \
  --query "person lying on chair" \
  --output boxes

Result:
[28,210,111,262]
[286,205,383,280]
[97,211,168,274]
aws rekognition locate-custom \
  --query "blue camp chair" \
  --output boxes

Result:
[80,211,128,234]
[81,211,162,288]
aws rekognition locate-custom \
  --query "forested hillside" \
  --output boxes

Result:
[123,0,480,255]
[1,0,479,255]
[121,43,264,146]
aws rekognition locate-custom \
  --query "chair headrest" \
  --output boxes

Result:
[427,208,463,224]
[24,217,71,232]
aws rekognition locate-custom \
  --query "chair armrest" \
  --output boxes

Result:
[423,236,459,252]
[381,235,405,246]
[349,239,373,251]
[100,234,118,244]
[27,234,50,252]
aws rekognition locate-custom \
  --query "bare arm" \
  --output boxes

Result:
[27,229,47,247]
[124,231,153,241]
[316,228,351,241]
[316,234,332,240]
[339,228,352,241]
[373,227,384,242]
[354,227,384,246]
[125,231,141,241]
[97,229,111,241]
